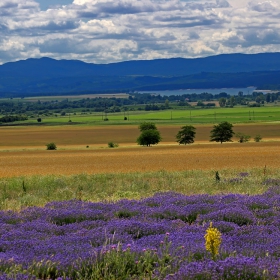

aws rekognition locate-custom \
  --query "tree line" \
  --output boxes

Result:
[137,121,262,146]
[2,91,279,116]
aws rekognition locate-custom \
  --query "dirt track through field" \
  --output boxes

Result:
[0,142,279,177]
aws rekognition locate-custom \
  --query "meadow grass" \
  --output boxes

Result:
[0,167,276,211]
[17,105,280,125]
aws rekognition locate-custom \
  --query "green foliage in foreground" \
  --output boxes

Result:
[0,168,276,211]
[4,236,177,280]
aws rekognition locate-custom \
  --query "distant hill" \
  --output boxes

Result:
[0,52,280,96]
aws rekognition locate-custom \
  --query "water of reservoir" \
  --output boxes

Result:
[139,87,256,96]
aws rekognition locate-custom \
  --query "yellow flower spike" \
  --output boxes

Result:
[204,222,222,261]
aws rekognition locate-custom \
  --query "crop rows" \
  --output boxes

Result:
[1,123,280,148]
[0,143,280,178]
[1,183,280,279]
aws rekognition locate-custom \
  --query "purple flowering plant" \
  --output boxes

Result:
[1,187,280,279]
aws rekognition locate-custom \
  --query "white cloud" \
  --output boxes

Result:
[0,0,279,64]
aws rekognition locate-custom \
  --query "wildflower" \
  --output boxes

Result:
[204,222,222,261]
[239,172,249,177]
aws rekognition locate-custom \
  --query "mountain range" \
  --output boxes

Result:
[0,52,280,96]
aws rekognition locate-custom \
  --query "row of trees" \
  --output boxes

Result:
[3,90,279,115]
[137,121,260,146]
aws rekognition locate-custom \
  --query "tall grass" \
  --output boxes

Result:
[0,167,276,211]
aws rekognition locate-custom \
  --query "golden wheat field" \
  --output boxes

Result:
[1,123,280,148]
[0,142,280,177]
[1,123,280,177]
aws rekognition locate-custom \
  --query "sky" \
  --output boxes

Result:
[0,0,279,64]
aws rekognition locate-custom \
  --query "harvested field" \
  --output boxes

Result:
[0,142,280,177]
[1,123,280,148]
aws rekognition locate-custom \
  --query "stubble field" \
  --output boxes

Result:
[0,141,280,178]
[1,122,280,148]
[0,123,280,177]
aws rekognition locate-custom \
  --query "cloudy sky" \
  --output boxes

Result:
[0,0,279,64]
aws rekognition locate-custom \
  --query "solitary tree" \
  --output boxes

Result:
[137,122,162,146]
[176,125,196,145]
[210,121,234,144]
[139,122,157,131]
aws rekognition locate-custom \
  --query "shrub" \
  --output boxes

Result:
[46,143,57,150]
[108,142,119,148]
[37,118,42,123]
[254,135,262,142]
[236,132,250,143]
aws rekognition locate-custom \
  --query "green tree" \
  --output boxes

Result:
[197,101,205,107]
[137,122,162,146]
[219,98,226,107]
[176,125,196,145]
[139,122,157,131]
[210,121,234,144]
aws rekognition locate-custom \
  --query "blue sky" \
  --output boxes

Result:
[0,0,279,64]
[37,0,73,10]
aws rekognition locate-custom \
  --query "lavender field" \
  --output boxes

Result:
[1,184,280,279]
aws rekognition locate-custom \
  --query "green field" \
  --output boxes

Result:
[0,168,275,211]
[13,106,280,126]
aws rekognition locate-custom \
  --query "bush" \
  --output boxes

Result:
[254,135,262,142]
[46,143,57,150]
[236,132,250,143]
[108,142,119,148]
[37,118,42,123]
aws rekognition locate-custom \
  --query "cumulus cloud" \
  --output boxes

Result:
[0,0,279,64]
[248,1,279,12]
